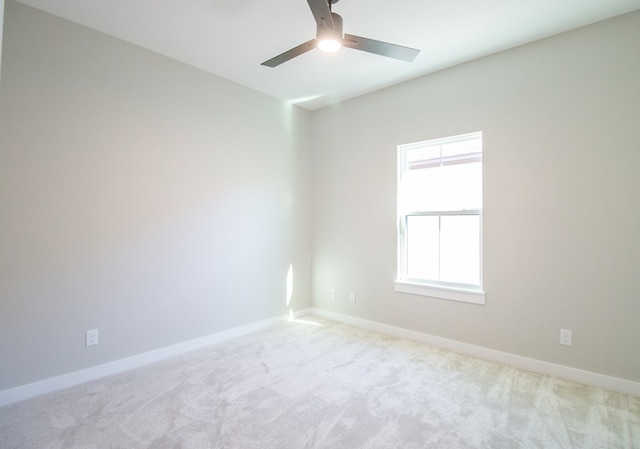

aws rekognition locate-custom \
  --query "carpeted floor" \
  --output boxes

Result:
[1,316,639,448]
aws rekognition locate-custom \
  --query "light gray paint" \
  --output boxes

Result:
[311,11,640,382]
[0,1,311,390]
[0,0,4,77]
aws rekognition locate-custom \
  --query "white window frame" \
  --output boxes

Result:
[395,132,485,305]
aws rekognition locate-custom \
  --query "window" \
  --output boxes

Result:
[396,132,484,304]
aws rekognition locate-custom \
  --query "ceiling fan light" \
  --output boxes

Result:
[317,37,342,53]
[316,12,343,53]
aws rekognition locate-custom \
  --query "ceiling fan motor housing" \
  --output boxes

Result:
[316,12,343,42]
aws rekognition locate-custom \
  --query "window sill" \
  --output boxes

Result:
[394,280,485,305]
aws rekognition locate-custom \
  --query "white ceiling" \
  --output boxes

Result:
[12,0,640,110]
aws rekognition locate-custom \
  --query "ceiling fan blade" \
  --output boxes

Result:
[306,0,334,29]
[261,39,316,67]
[343,34,420,62]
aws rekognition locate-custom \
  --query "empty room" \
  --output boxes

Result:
[1,0,639,447]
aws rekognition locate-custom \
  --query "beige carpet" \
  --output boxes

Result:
[1,316,638,448]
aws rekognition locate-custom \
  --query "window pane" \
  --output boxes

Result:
[440,215,480,285]
[406,145,441,164]
[441,138,482,165]
[406,145,441,169]
[401,161,482,212]
[406,216,439,280]
[404,137,482,169]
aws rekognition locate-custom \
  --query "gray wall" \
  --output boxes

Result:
[0,0,4,76]
[310,11,640,382]
[0,1,312,390]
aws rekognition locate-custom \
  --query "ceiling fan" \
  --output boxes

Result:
[261,0,420,67]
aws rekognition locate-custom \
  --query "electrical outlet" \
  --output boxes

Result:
[330,288,336,300]
[349,292,356,304]
[560,329,572,346]
[86,329,99,347]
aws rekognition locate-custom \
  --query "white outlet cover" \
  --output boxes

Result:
[86,329,99,347]
[560,329,572,346]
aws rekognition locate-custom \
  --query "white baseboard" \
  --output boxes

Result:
[3,306,636,407]
[308,307,640,398]
[0,308,313,407]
